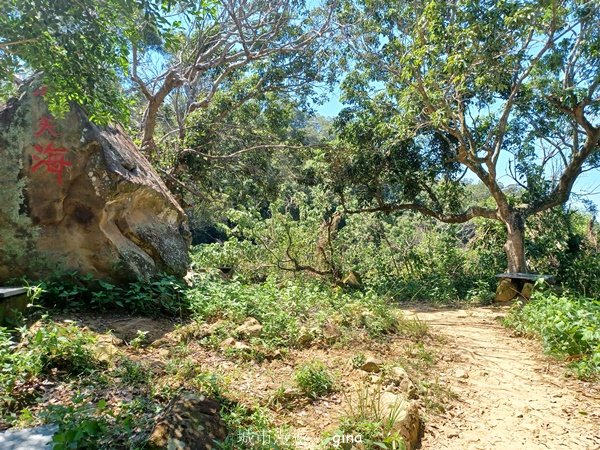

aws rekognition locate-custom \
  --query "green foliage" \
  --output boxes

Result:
[30,320,99,375]
[191,171,599,304]
[217,403,295,450]
[330,102,463,210]
[45,398,112,450]
[35,272,187,316]
[190,175,497,302]
[466,279,495,305]
[43,395,156,450]
[325,383,407,450]
[524,210,600,296]
[0,319,100,411]
[504,290,600,379]
[330,0,600,275]
[294,361,334,398]
[561,246,600,298]
[192,239,258,273]
[191,371,227,399]
[468,206,600,297]
[129,330,149,350]
[0,0,209,123]
[179,96,332,229]
[1,0,130,123]
[187,274,409,350]
[198,202,499,303]
[115,358,153,386]
[0,327,34,408]
[351,353,367,369]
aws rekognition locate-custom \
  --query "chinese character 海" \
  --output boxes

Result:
[31,143,71,185]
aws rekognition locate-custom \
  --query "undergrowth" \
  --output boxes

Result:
[42,396,156,450]
[186,275,427,350]
[0,257,439,448]
[31,272,186,316]
[504,290,600,380]
[294,361,335,399]
[1,317,102,415]
[324,382,408,450]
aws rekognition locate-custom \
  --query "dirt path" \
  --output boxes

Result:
[405,305,600,450]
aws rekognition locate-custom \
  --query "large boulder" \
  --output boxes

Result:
[0,83,190,282]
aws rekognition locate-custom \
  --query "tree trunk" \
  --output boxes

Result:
[141,99,160,153]
[503,213,527,273]
[139,70,185,153]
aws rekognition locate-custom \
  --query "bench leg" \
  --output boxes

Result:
[495,278,519,302]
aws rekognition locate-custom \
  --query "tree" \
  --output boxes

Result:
[1,0,333,135]
[167,90,314,206]
[0,0,183,123]
[130,0,335,152]
[333,0,600,273]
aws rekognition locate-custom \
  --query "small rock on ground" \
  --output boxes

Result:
[360,357,383,373]
[235,317,263,338]
[148,393,227,450]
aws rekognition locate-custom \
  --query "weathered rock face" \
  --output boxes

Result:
[0,83,191,282]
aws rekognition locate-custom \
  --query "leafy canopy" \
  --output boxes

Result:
[334,0,600,215]
[0,0,212,123]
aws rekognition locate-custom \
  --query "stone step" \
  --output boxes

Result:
[0,287,27,298]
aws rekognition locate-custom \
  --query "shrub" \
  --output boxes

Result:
[30,320,99,375]
[325,382,407,450]
[115,358,152,386]
[33,272,187,315]
[217,403,295,450]
[294,361,334,398]
[1,319,101,415]
[504,291,600,379]
[0,327,38,408]
[43,395,156,450]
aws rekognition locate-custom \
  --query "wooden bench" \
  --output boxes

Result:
[494,273,553,302]
[0,287,28,325]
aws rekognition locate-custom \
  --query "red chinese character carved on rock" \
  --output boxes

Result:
[34,115,59,138]
[33,86,47,97]
[32,143,71,185]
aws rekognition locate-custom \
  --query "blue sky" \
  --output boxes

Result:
[313,90,600,213]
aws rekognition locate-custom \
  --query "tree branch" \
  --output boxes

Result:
[343,201,499,223]
[181,143,324,160]
[0,38,38,48]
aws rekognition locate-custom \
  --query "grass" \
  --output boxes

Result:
[1,317,102,416]
[504,290,600,380]
[0,315,290,449]
[217,403,296,450]
[115,358,153,386]
[42,396,156,450]
[293,361,335,399]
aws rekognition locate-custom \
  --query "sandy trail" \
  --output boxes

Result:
[405,306,600,450]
